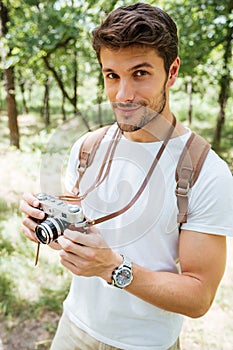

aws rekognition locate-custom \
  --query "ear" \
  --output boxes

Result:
[166,57,180,88]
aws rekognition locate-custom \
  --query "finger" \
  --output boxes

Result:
[60,257,83,276]
[22,192,40,207]
[58,236,94,262]
[20,200,44,220]
[59,248,93,276]
[63,230,88,245]
[22,216,38,231]
[58,235,84,253]
[21,224,38,243]
[64,229,106,248]
[59,248,83,264]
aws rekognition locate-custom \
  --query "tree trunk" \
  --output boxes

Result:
[0,1,20,148]
[43,77,50,127]
[4,67,20,148]
[187,76,193,125]
[73,46,78,114]
[97,95,103,128]
[18,70,29,114]
[61,94,66,121]
[97,71,104,127]
[43,55,91,131]
[0,78,5,111]
[212,74,229,151]
[212,2,232,151]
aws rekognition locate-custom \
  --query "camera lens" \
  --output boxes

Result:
[35,217,68,244]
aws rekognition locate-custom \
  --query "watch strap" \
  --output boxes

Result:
[111,255,133,288]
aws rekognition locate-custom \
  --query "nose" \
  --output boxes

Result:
[116,79,135,102]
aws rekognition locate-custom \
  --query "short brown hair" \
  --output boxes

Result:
[92,2,178,75]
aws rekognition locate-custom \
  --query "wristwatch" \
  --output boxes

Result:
[111,255,133,288]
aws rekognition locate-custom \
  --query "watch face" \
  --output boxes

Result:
[116,268,132,287]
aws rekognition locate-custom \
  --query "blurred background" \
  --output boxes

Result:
[0,0,232,349]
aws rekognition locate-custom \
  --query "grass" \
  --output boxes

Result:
[0,116,73,348]
[0,196,71,320]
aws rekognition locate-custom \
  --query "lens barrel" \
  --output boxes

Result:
[35,217,68,244]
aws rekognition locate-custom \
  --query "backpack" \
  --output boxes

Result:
[70,124,210,225]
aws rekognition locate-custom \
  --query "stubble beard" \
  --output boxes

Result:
[112,88,167,133]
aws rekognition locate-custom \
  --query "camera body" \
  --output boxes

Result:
[35,193,87,244]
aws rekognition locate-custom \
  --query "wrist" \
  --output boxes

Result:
[105,252,123,284]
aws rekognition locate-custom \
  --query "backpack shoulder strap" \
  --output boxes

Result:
[72,125,111,195]
[175,132,211,224]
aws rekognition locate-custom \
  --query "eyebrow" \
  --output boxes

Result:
[102,62,154,73]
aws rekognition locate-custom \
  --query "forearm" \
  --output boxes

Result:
[125,264,213,318]
[121,232,226,319]
[56,227,225,318]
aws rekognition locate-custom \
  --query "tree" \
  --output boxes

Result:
[0,1,20,148]
[166,0,233,148]
[4,0,92,129]
[212,0,233,150]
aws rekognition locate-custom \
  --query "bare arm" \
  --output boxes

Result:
[58,228,226,318]
[125,230,226,318]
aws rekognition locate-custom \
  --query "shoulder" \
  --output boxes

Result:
[191,146,233,202]
[68,123,117,163]
[200,148,232,181]
[183,147,233,236]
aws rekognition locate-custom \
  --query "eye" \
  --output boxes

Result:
[106,72,119,79]
[134,70,148,77]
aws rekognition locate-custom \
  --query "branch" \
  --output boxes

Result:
[46,36,75,55]
[43,55,75,106]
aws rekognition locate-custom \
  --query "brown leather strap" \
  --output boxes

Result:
[60,125,120,203]
[87,116,177,226]
[175,132,210,224]
[77,127,122,200]
[72,125,113,195]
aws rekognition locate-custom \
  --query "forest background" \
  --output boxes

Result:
[0,0,232,349]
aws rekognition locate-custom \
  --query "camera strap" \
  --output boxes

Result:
[60,115,210,226]
[74,126,122,200]
[86,115,176,226]
[59,125,121,204]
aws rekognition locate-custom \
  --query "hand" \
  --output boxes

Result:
[19,192,45,243]
[58,225,122,283]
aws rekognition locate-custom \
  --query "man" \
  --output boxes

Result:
[20,3,233,350]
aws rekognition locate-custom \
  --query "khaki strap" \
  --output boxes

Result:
[175,132,210,224]
[72,125,113,196]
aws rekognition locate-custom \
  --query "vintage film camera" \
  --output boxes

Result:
[35,193,87,245]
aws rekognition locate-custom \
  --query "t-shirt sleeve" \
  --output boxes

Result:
[182,150,233,236]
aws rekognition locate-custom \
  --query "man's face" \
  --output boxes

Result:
[101,46,169,133]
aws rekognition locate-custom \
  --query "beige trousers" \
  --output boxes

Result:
[50,312,181,350]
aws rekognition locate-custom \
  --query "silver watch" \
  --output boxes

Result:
[111,255,133,288]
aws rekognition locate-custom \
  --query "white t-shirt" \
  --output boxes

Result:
[63,124,233,350]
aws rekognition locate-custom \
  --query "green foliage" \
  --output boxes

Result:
[0,231,15,256]
[0,273,23,316]
[0,197,11,219]
[34,284,70,314]
[0,217,71,320]
[0,2,232,347]
[166,0,232,73]
[0,143,71,320]
[1,0,232,145]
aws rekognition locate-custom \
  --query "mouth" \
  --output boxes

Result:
[112,103,143,117]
